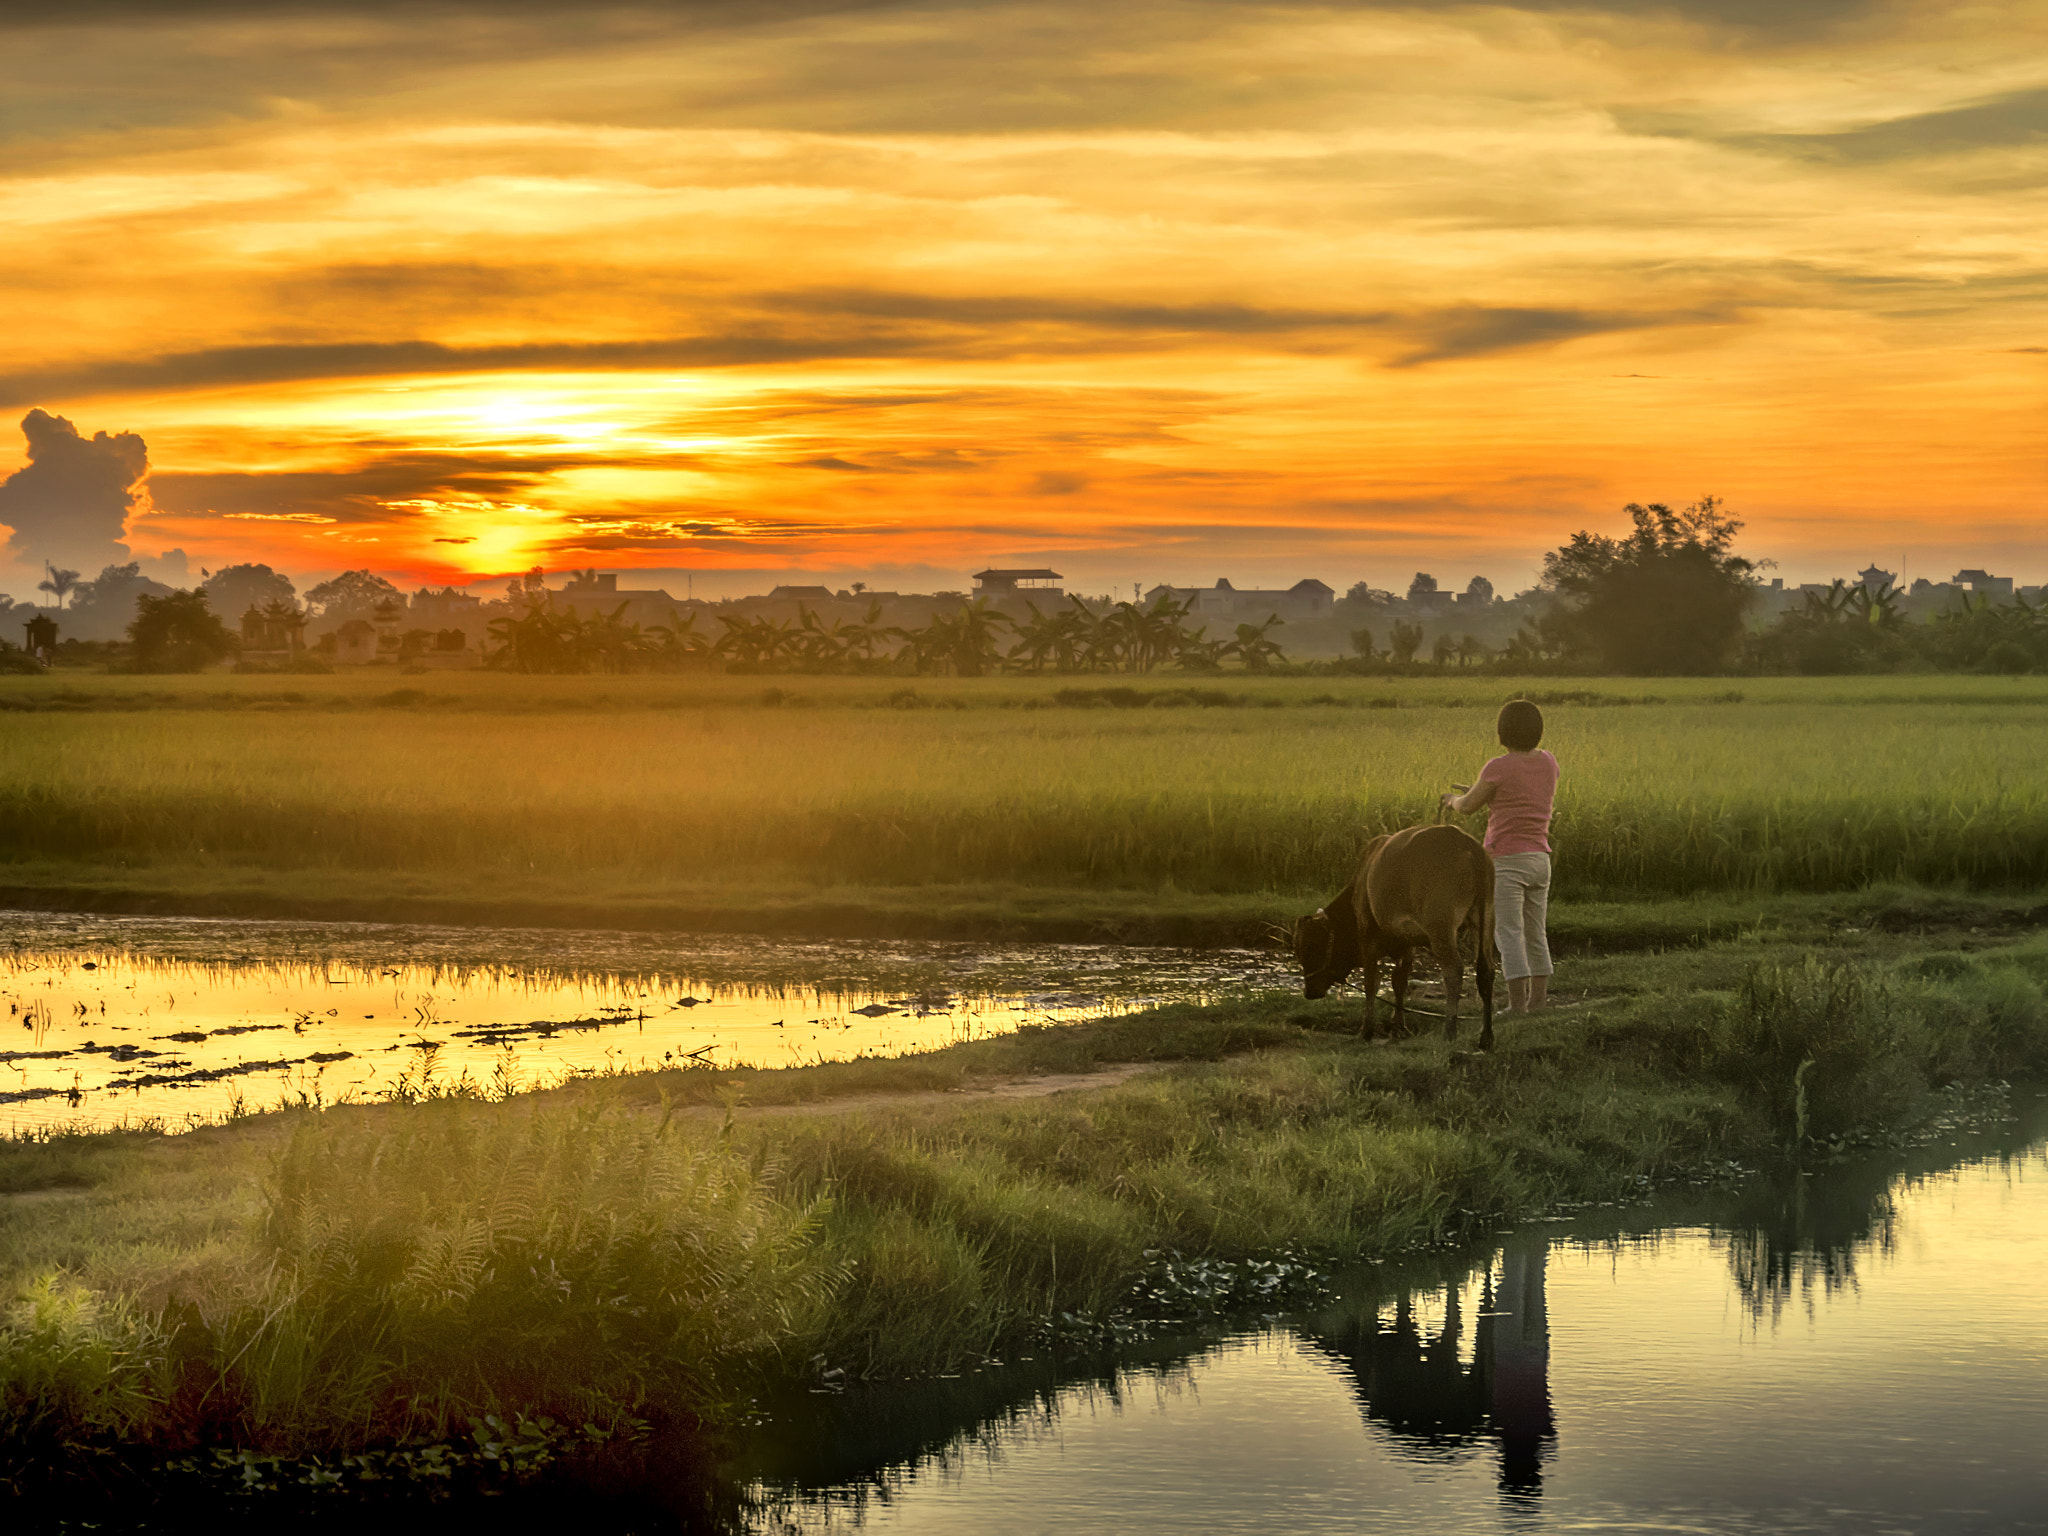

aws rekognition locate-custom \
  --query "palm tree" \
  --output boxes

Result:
[713,612,799,668]
[37,564,79,611]
[1226,613,1287,672]
[838,600,892,668]
[649,610,711,664]
[947,600,1012,677]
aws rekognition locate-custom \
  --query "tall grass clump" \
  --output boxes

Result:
[0,1278,175,1458]
[1893,947,2048,1082]
[219,1098,841,1448]
[1723,957,1924,1149]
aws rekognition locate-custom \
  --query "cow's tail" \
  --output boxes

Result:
[1475,844,1496,1050]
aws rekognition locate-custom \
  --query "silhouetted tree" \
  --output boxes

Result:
[306,569,403,622]
[1750,579,1910,674]
[128,589,238,672]
[1223,613,1286,672]
[37,563,79,610]
[1542,497,1756,674]
[204,563,297,622]
[1406,573,1438,604]
[63,562,175,639]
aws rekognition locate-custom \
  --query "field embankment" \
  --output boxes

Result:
[7,920,2048,1512]
[0,673,2045,936]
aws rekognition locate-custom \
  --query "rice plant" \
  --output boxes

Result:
[0,676,2042,899]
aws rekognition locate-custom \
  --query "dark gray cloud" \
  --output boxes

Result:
[0,0,892,22]
[1029,471,1088,496]
[771,289,1391,332]
[1387,305,1727,365]
[1740,85,2048,164]
[0,335,956,408]
[147,447,687,525]
[1401,0,1883,37]
[792,455,877,471]
[0,408,148,570]
[542,512,852,553]
[1619,85,2048,166]
[2,293,1731,406]
[0,0,1900,155]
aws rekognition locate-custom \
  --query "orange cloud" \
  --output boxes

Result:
[0,0,2042,593]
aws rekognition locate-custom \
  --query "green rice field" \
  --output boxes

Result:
[0,671,2043,909]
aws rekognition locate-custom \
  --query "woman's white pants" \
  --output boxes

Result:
[1492,852,1552,981]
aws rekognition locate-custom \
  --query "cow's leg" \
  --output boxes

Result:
[1434,932,1464,1044]
[1390,951,1414,1035]
[1359,953,1382,1036]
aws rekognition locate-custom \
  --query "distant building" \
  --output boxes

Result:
[332,619,379,664]
[22,613,56,663]
[764,585,835,604]
[1858,564,1896,591]
[551,570,685,627]
[403,629,479,670]
[972,568,1064,600]
[410,586,482,626]
[1954,568,2015,599]
[1144,578,1337,621]
[237,603,305,666]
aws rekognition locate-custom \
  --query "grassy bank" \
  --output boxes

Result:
[0,674,2045,915]
[2,864,2041,949]
[7,919,2048,1498]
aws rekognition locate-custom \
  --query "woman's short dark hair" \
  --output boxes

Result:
[1497,699,1544,751]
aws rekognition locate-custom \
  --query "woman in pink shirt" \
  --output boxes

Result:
[1440,700,1559,1014]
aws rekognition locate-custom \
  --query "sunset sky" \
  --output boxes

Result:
[0,0,2041,599]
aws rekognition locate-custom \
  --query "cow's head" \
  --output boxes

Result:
[1290,905,1357,999]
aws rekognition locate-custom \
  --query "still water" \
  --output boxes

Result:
[0,912,1291,1133]
[751,1098,2048,1535]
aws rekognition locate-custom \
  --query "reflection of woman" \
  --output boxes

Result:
[1489,1238,1553,1497]
[1440,700,1559,1015]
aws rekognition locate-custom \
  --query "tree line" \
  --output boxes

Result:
[12,502,2042,677]
[485,593,1289,676]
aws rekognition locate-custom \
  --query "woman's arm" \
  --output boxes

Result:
[1441,778,1497,815]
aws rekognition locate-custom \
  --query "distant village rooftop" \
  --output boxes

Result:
[972,568,1063,592]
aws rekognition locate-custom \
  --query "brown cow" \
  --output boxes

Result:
[1289,823,1497,1049]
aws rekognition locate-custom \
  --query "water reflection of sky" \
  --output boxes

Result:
[757,1106,2048,1534]
[0,912,1293,1133]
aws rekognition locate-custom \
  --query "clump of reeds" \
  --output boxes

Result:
[241,1097,842,1446]
[1723,957,1922,1149]
[2,1097,844,1457]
